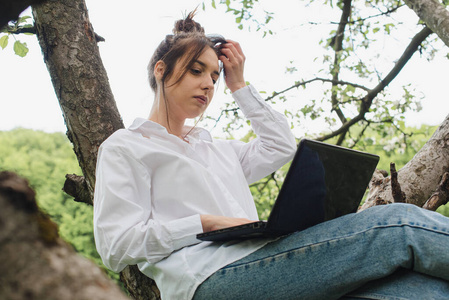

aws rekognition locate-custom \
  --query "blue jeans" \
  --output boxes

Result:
[193,203,449,299]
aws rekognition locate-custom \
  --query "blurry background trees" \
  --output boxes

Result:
[0,129,120,280]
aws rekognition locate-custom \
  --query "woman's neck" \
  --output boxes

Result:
[149,106,186,140]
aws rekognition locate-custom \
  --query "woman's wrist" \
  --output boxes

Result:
[229,82,247,93]
[200,215,211,232]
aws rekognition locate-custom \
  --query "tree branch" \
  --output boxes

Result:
[265,77,370,102]
[2,24,36,34]
[330,4,404,26]
[347,120,370,146]
[63,174,92,206]
[316,113,364,142]
[120,265,160,300]
[209,107,239,130]
[316,26,433,142]
[423,172,449,211]
[0,0,46,30]
[330,0,352,130]
[404,0,449,48]
[250,172,279,193]
[365,26,433,103]
[390,163,406,203]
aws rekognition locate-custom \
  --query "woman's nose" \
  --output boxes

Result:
[201,76,214,90]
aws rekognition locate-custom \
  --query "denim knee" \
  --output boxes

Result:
[363,202,421,223]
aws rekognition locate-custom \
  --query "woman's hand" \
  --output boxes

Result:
[200,214,254,232]
[219,40,247,93]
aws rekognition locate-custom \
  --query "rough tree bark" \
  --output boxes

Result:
[32,0,124,198]
[32,0,159,299]
[361,113,449,209]
[404,0,449,48]
[0,171,129,300]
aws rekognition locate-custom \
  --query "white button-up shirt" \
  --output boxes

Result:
[93,85,297,299]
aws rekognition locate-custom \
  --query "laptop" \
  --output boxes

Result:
[196,139,379,242]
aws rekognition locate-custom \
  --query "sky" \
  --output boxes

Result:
[1,0,448,138]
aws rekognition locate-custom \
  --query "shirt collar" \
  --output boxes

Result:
[128,118,213,142]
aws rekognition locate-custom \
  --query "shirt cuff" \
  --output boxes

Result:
[231,84,267,115]
[167,214,203,250]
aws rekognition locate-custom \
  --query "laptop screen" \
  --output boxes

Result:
[266,139,379,233]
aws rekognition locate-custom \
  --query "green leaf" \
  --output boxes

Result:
[212,0,216,9]
[0,35,8,49]
[13,41,29,57]
[18,16,31,23]
[384,23,394,34]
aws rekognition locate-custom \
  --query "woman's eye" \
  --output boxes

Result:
[191,68,201,75]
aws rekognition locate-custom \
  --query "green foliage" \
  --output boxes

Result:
[0,35,8,49]
[210,0,441,152]
[437,204,449,216]
[251,164,289,220]
[0,16,33,57]
[344,124,437,171]
[205,0,274,36]
[0,128,119,282]
[13,40,29,57]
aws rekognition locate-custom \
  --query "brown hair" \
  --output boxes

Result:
[148,11,226,93]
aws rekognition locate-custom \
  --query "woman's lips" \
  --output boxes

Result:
[195,96,207,105]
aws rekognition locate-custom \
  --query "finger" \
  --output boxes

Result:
[221,42,244,62]
[226,40,244,57]
[220,46,244,67]
[219,47,236,63]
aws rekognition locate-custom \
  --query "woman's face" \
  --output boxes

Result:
[163,47,220,122]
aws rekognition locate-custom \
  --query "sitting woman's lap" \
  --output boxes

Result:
[193,203,449,300]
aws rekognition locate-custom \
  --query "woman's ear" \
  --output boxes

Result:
[154,60,166,81]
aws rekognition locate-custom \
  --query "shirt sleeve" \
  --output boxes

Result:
[93,145,203,272]
[229,84,297,184]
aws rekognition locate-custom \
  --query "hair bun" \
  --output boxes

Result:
[173,11,205,35]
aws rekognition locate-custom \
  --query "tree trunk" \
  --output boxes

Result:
[0,171,129,300]
[404,0,449,48]
[32,1,160,299]
[32,0,123,198]
[361,113,449,210]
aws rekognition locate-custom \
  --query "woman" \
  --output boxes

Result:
[94,13,449,300]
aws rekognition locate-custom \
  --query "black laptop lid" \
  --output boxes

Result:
[266,139,379,233]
